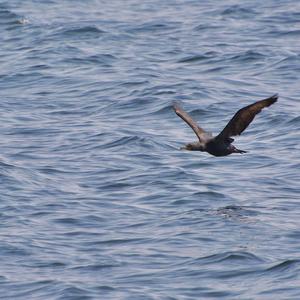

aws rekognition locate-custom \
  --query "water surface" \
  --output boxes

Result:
[0,0,300,299]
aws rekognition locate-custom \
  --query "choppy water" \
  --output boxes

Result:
[0,0,300,299]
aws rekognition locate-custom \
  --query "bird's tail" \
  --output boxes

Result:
[235,148,247,154]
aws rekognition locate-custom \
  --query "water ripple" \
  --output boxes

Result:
[0,0,299,299]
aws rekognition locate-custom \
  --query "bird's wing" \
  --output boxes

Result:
[173,102,207,142]
[216,94,278,141]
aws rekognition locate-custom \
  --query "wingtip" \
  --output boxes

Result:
[172,101,182,113]
[271,93,279,102]
[264,93,278,106]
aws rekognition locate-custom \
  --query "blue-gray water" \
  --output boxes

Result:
[0,0,300,299]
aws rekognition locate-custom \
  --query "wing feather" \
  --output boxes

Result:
[173,102,207,142]
[217,94,278,140]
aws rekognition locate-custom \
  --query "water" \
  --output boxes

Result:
[0,0,299,299]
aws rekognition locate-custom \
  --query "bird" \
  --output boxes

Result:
[173,94,278,156]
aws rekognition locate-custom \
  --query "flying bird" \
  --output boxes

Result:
[173,94,278,156]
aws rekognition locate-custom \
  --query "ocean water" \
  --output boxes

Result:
[0,0,300,299]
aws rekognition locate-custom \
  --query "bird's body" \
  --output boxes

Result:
[173,94,278,156]
[206,139,232,157]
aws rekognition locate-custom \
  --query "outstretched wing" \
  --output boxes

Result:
[216,94,278,141]
[173,102,207,142]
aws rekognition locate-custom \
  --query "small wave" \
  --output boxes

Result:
[100,135,161,151]
[202,66,227,74]
[95,285,115,292]
[58,286,92,299]
[266,259,300,272]
[159,103,210,119]
[178,55,211,64]
[277,29,300,37]
[86,238,146,247]
[196,251,264,265]
[72,263,121,271]
[100,136,142,149]
[228,50,266,63]
[0,7,28,27]
[152,104,174,115]
[194,24,221,31]
[0,8,18,21]
[54,25,105,40]
[2,280,60,299]
[177,52,218,64]
[63,53,116,67]
[0,161,15,169]
[271,55,300,73]
[221,5,256,18]
[190,108,211,116]
[286,115,300,126]
[193,190,228,200]
[63,25,105,35]
[33,261,66,268]
[52,217,81,225]
[126,21,179,34]
[119,80,149,87]
[153,90,176,96]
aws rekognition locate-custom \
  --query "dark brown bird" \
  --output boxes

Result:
[173,94,278,156]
